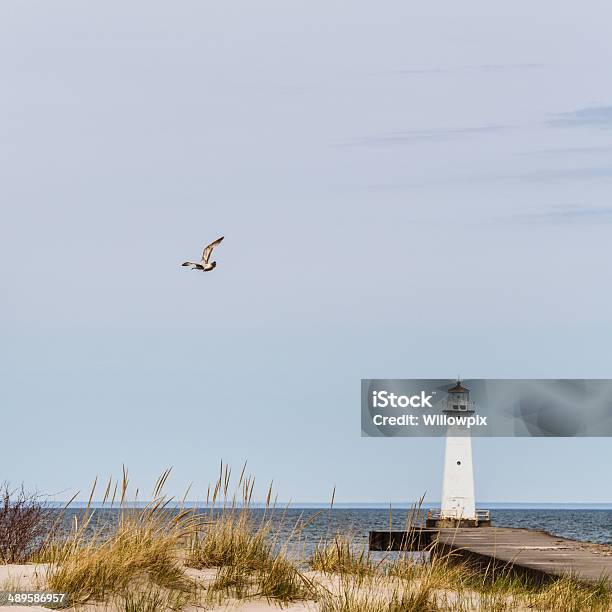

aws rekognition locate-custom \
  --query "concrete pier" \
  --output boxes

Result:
[369,527,612,585]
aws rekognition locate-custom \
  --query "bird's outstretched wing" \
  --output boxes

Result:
[202,236,224,263]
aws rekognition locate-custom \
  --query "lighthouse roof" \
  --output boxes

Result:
[448,381,469,393]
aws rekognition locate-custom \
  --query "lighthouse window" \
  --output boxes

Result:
[459,405,467,411]
[453,405,459,410]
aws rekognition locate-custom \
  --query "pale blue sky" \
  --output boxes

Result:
[2,1,612,505]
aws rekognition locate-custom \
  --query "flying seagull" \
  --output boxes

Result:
[181,236,224,271]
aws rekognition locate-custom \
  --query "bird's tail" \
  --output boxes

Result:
[181,261,196,268]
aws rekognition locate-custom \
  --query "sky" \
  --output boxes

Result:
[1,1,612,505]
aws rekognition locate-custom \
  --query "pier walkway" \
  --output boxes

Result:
[369,527,612,585]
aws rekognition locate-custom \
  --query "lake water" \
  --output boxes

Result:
[53,507,612,555]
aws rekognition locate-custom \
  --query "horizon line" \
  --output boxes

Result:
[46,501,612,509]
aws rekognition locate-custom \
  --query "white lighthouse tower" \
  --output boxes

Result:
[428,380,489,527]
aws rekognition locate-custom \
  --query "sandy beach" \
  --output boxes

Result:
[1,558,608,612]
[0,561,487,611]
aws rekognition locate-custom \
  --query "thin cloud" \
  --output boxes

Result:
[450,166,612,189]
[505,167,612,183]
[335,124,511,147]
[511,205,612,224]
[361,166,612,192]
[446,165,612,186]
[519,146,612,157]
[548,106,612,128]
[390,63,541,76]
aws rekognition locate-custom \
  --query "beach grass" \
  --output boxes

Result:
[318,572,436,612]
[310,534,376,577]
[120,584,192,612]
[5,465,608,611]
[42,468,199,606]
[525,574,611,612]
[189,463,316,603]
[385,553,612,611]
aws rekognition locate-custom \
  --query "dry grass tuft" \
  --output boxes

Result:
[525,575,611,612]
[387,553,612,611]
[46,523,190,602]
[120,584,192,612]
[255,554,315,601]
[319,573,437,612]
[43,468,198,607]
[188,511,272,570]
[310,534,375,577]
[190,462,315,603]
